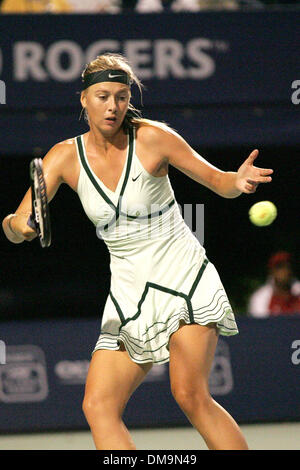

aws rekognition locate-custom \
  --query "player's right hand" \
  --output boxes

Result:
[11,213,37,241]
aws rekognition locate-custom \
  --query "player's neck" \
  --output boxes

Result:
[88,126,126,156]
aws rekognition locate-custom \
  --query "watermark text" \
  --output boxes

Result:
[95,201,205,245]
[0,340,6,364]
[291,340,300,365]
[0,80,6,104]
[291,80,300,105]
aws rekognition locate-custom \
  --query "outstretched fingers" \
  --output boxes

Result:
[258,165,273,181]
[247,174,272,185]
[247,149,259,163]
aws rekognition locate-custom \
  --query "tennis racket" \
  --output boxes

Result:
[27,158,51,248]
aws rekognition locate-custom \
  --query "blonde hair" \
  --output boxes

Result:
[81,52,173,133]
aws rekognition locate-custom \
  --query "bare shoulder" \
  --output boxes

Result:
[42,137,80,191]
[135,120,185,167]
[135,120,191,169]
[134,121,179,176]
[45,137,76,162]
[135,120,180,147]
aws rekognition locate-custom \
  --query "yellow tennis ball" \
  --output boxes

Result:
[249,201,277,227]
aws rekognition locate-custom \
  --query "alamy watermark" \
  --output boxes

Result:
[95,200,205,245]
[291,340,300,365]
[0,340,6,364]
[291,80,300,105]
[0,80,6,104]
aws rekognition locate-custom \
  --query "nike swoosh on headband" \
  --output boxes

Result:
[108,73,124,79]
[82,70,131,90]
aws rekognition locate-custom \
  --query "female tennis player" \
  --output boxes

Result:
[2,53,273,450]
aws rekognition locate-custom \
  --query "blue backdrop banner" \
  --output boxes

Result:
[0,11,299,152]
[1,11,299,109]
[0,316,299,433]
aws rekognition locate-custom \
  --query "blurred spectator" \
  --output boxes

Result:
[1,0,121,13]
[262,0,300,4]
[135,0,164,11]
[1,0,298,12]
[248,251,300,317]
[1,0,72,12]
[192,0,239,9]
[67,0,121,13]
[135,0,239,11]
[134,0,300,11]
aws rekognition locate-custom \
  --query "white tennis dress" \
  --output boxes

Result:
[75,126,238,364]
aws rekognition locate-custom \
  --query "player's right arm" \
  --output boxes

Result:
[2,141,73,244]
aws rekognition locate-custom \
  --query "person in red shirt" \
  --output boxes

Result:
[248,251,300,317]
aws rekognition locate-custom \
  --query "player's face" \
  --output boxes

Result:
[81,82,130,136]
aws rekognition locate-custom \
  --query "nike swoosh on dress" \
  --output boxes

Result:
[132,172,142,182]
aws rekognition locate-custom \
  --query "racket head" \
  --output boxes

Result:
[29,158,51,248]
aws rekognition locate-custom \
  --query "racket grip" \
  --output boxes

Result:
[27,214,36,230]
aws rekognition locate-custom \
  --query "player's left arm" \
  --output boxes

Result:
[157,128,273,198]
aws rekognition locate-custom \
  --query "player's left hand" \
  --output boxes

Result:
[236,149,273,194]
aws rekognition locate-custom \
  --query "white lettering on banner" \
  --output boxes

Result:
[54,360,90,384]
[46,41,83,81]
[85,40,119,64]
[14,42,48,81]
[124,40,152,80]
[12,39,229,83]
[54,360,167,385]
[154,40,186,79]
[187,38,215,78]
